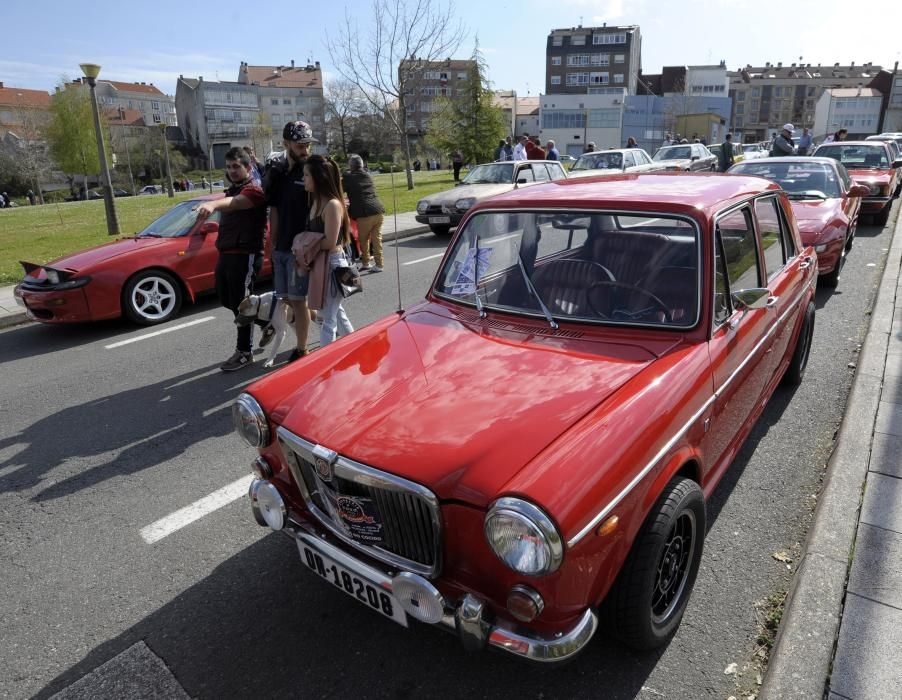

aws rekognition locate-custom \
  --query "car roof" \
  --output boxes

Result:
[735,156,837,167]
[471,173,779,217]
[816,140,888,147]
[580,148,639,156]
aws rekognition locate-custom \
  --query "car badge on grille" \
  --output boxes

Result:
[311,444,338,483]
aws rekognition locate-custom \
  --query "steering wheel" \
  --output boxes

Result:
[587,280,673,322]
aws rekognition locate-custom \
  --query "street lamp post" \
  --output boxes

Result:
[159,123,174,197]
[79,63,121,236]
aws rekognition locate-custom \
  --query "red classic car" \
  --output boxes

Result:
[728,157,868,287]
[14,194,270,325]
[812,140,902,226]
[234,174,817,662]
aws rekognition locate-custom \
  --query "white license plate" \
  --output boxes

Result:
[297,539,408,627]
[429,216,451,224]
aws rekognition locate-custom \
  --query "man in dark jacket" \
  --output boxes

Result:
[195,147,266,371]
[771,124,796,157]
[342,154,386,272]
[719,133,735,172]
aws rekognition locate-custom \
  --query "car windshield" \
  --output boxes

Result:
[816,144,889,169]
[433,210,700,328]
[653,146,692,161]
[730,162,842,198]
[572,152,624,171]
[136,200,216,238]
[462,163,515,184]
[742,145,759,153]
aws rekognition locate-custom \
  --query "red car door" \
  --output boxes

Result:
[175,214,221,293]
[702,204,780,483]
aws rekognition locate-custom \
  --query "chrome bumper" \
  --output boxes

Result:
[279,517,598,663]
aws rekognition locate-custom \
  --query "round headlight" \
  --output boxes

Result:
[416,200,429,214]
[455,197,476,211]
[232,393,271,447]
[484,498,563,576]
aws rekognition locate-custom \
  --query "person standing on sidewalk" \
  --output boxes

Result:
[194,147,266,371]
[342,154,385,274]
[264,120,317,362]
[451,149,464,181]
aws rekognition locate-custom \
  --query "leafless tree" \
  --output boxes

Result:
[325,79,367,156]
[327,0,466,188]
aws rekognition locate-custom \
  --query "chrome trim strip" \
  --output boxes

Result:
[286,519,598,663]
[276,426,443,577]
[568,285,809,548]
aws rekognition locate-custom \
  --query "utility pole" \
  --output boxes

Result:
[80,63,121,235]
[159,123,174,197]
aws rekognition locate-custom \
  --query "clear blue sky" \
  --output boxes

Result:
[2,0,900,97]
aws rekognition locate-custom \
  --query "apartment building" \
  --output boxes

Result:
[727,62,883,141]
[494,91,540,138]
[545,24,642,96]
[539,89,627,157]
[238,60,325,147]
[0,82,52,139]
[813,87,883,140]
[400,58,476,143]
[70,78,176,127]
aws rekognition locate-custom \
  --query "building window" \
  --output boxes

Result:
[614,54,625,63]
[588,108,620,127]
[151,100,160,110]
[589,72,609,85]
[750,100,759,112]
[593,54,610,66]
[152,114,161,124]
[271,98,279,105]
[566,72,589,86]
[571,34,586,46]
[736,91,745,101]
[552,35,563,46]
[542,109,586,129]
[552,56,561,66]
[592,33,627,44]
[568,54,591,66]
[751,87,760,97]
[613,74,624,84]
[550,75,561,85]
[283,98,292,104]
[457,72,467,79]
[735,116,743,127]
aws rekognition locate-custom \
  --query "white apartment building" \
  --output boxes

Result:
[539,90,627,157]
[813,87,883,140]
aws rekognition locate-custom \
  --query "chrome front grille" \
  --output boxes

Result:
[276,426,442,577]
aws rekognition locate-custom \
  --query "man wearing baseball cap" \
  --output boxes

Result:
[771,123,797,157]
[263,120,319,361]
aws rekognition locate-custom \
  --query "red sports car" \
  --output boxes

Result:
[728,157,868,287]
[233,174,816,662]
[15,194,271,325]
[812,140,902,226]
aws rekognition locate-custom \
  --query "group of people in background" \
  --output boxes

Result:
[494,134,561,162]
[199,119,386,372]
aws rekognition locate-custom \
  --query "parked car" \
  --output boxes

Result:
[741,143,767,160]
[651,143,717,171]
[865,132,902,153]
[88,188,131,199]
[415,160,567,235]
[813,140,902,225]
[558,154,577,166]
[568,148,668,179]
[138,185,160,195]
[235,173,817,662]
[728,157,868,287]
[15,195,271,325]
[210,180,225,189]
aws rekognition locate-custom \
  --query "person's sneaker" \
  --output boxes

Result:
[371,265,383,273]
[220,350,252,372]
[287,348,307,363]
[258,324,276,348]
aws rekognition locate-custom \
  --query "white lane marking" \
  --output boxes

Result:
[202,399,235,417]
[140,474,254,544]
[105,316,216,349]
[403,252,445,266]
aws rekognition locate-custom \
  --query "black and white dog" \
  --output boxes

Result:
[235,292,294,368]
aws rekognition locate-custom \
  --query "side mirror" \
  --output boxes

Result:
[732,287,770,310]
[893,159,902,169]
[849,184,870,197]
[516,177,528,184]
[198,221,219,235]
[691,156,699,161]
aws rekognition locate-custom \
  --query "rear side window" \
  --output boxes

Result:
[714,206,759,326]
[548,163,566,180]
[755,197,787,281]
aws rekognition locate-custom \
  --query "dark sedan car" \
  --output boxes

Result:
[652,143,718,172]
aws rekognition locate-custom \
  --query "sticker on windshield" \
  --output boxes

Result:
[450,247,492,295]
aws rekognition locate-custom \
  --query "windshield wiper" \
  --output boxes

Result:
[515,247,558,329]
[137,232,162,237]
[787,191,827,200]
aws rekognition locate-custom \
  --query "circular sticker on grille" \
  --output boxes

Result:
[314,456,333,482]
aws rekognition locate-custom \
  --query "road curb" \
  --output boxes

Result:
[0,310,28,329]
[760,206,902,699]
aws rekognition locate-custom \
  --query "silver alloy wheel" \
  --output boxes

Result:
[129,274,178,322]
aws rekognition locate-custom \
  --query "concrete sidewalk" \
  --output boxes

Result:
[0,211,429,330]
[762,209,902,699]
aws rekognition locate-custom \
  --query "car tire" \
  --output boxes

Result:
[430,225,451,236]
[782,300,815,386]
[873,205,891,227]
[820,245,845,288]
[122,270,183,325]
[601,476,705,650]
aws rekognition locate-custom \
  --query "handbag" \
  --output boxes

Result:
[333,265,363,298]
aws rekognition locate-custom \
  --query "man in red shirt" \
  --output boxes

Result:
[529,136,546,160]
[195,147,266,371]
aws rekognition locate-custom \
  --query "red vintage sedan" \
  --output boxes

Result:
[14,194,271,325]
[234,174,816,662]
[728,157,868,287]
[812,140,902,226]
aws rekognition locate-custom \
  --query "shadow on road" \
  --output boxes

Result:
[35,532,665,700]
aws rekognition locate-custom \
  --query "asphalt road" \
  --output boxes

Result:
[0,210,895,700]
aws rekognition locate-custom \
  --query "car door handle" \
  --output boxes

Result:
[766,296,779,309]
[799,255,813,270]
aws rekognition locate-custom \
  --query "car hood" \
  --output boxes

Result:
[788,199,842,241]
[40,236,171,272]
[654,158,693,169]
[273,306,668,505]
[848,168,892,183]
[424,183,514,205]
